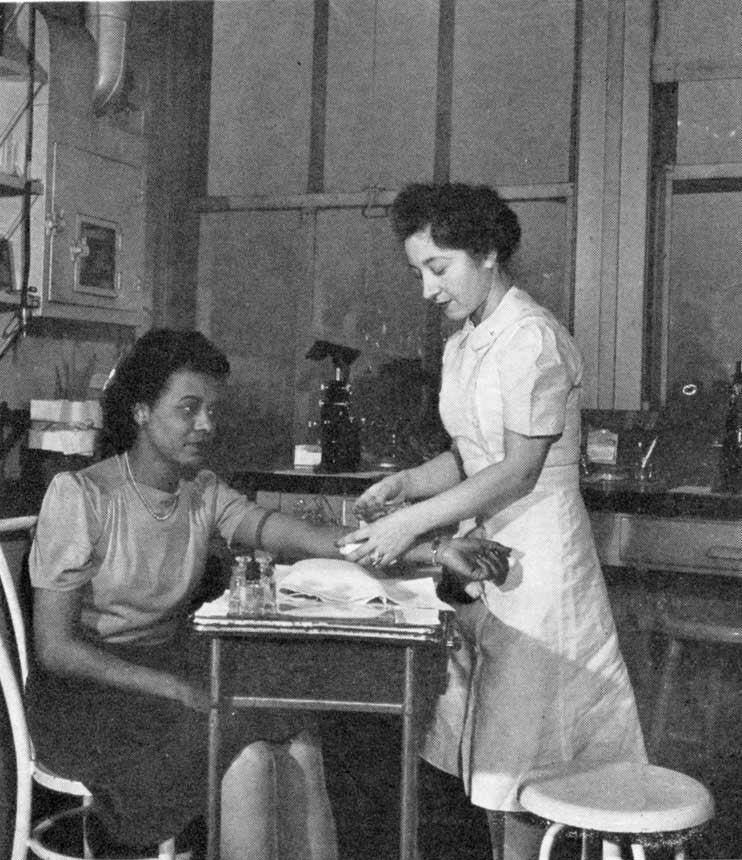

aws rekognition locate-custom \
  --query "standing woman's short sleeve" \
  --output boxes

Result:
[30,472,101,591]
[495,320,574,437]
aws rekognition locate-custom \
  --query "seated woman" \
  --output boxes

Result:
[27,328,500,860]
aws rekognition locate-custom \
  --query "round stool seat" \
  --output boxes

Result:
[519,762,714,835]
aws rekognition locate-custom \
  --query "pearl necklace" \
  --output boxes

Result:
[123,452,180,521]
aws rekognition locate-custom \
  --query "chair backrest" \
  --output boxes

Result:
[0,574,35,860]
[0,516,38,686]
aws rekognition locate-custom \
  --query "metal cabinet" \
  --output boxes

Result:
[43,141,144,323]
[590,511,742,577]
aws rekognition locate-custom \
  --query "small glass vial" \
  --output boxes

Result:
[242,555,265,615]
[229,555,264,616]
[255,550,276,614]
[228,557,248,617]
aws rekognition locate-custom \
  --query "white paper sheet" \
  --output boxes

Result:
[193,562,449,622]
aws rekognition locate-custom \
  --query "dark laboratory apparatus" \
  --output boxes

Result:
[306,340,361,473]
[719,360,742,493]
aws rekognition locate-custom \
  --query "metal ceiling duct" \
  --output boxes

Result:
[84,1,132,116]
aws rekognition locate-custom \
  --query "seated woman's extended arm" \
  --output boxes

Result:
[230,505,348,561]
[33,586,209,712]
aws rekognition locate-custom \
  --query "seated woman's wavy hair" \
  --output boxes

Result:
[101,328,230,454]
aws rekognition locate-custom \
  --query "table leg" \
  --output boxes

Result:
[399,646,418,860]
[206,638,222,860]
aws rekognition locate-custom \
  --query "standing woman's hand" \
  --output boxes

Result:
[353,473,408,522]
[338,506,420,569]
[169,678,211,714]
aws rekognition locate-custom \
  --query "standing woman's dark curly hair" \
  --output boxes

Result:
[390,182,521,264]
[100,329,230,454]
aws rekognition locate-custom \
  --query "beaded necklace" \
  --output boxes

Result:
[123,452,180,521]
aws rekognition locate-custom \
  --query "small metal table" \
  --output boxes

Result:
[193,609,455,860]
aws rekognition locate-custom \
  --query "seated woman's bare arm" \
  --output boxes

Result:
[231,506,348,560]
[33,587,209,713]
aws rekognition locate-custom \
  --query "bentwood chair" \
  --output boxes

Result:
[0,516,187,860]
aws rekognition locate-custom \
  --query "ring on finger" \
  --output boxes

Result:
[369,551,382,567]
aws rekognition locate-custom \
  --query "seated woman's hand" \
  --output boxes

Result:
[437,536,511,586]
[169,679,211,714]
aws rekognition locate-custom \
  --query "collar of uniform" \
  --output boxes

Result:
[465,285,523,351]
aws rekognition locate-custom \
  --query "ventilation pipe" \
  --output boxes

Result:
[84,1,132,116]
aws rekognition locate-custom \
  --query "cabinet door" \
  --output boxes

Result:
[45,142,144,320]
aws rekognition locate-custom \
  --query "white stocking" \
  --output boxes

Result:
[221,740,278,860]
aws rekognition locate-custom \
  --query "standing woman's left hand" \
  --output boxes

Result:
[338,508,420,569]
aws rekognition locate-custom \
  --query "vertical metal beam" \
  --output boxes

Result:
[574,0,612,408]
[575,0,653,409]
[614,0,653,409]
[307,0,329,194]
[424,0,456,387]
[433,0,455,185]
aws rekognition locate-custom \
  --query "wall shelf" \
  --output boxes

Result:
[0,171,42,197]
[0,56,28,81]
[195,184,575,215]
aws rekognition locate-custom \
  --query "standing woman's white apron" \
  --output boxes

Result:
[421,287,647,812]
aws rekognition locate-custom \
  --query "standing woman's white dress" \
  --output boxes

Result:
[421,286,647,812]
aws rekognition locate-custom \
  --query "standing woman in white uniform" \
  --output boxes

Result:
[341,183,647,860]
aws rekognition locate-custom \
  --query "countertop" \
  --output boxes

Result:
[4,468,742,524]
[232,468,742,521]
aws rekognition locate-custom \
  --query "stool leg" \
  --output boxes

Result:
[538,823,565,860]
[630,843,646,860]
[580,831,589,860]
[487,810,505,860]
[82,793,94,859]
[703,658,724,762]
[602,838,623,860]
[649,637,683,758]
[158,836,176,860]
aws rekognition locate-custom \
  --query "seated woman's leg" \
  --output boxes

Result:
[274,729,338,860]
[221,741,278,860]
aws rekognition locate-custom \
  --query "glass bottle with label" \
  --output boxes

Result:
[229,554,264,616]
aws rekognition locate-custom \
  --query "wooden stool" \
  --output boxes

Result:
[649,599,742,761]
[519,761,714,860]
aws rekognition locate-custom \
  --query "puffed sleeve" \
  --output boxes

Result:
[199,472,259,545]
[496,319,574,437]
[29,472,101,591]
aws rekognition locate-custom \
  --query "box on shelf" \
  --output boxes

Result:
[28,399,102,456]
[293,444,321,469]
[30,399,102,427]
